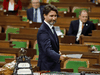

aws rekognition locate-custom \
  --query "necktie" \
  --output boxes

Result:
[52,27,57,41]
[34,9,37,22]
[82,24,84,29]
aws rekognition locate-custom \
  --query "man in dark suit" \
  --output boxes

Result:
[67,10,95,43]
[27,0,44,23]
[37,4,66,71]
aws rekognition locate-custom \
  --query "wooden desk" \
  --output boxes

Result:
[0,48,36,58]
[58,35,75,44]
[8,33,37,48]
[80,36,100,44]
[60,44,91,52]
[19,28,38,35]
[61,51,100,68]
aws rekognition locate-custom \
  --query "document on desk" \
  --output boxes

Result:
[65,54,83,58]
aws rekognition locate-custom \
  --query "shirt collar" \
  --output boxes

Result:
[79,20,82,25]
[44,20,53,29]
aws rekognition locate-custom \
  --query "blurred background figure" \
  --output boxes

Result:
[3,0,22,11]
[27,0,45,23]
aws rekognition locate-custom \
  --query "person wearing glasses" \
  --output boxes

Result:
[27,0,45,23]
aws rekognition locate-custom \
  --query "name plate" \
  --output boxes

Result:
[17,69,31,74]
[18,63,30,68]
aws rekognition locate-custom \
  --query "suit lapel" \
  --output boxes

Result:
[82,21,89,34]
[44,22,59,46]
[31,8,33,21]
[76,20,79,33]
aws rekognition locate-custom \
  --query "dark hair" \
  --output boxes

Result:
[6,0,19,4]
[43,4,58,15]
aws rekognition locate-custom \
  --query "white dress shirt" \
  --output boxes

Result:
[44,20,54,34]
[8,2,14,11]
[33,8,42,23]
[76,20,83,41]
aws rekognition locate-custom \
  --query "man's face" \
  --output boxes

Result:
[32,0,40,9]
[79,11,88,23]
[44,10,57,25]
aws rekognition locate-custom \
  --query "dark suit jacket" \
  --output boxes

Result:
[37,22,60,71]
[3,0,22,11]
[67,20,95,37]
[27,6,44,22]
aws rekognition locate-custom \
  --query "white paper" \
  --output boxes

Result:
[17,69,31,74]
[18,63,30,68]
[66,54,83,58]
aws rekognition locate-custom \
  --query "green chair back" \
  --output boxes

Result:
[66,61,87,73]
[49,0,59,3]
[61,30,64,34]
[0,0,3,1]
[0,55,14,62]
[90,19,99,24]
[5,27,19,41]
[74,8,88,18]
[58,8,68,12]
[91,45,100,51]
[12,41,27,48]
[22,17,28,22]
[35,43,39,55]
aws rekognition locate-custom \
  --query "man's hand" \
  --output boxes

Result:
[60,55,66,61]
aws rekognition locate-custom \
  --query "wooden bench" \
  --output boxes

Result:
[0,40,14,48]
[19,28,38,35]
[58,35,76,44]
[60,51,100,68]
[80,36,100,44]
[0,48,36,58]
[60,43,91,52]
[8,33,37,48]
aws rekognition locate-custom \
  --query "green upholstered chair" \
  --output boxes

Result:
[60,28,66,35]
[33,40,39,60]
[49,0,59,3]
[5,27,19,41]
[91,45,100,51]
[64,59,89,73]
[73,8,89,18]
[33,55,38,60]
[84,42,100,51]
[0,53,16,62]
[90,19,99,24]
[22,17,28,22]
[58,8,68,12]
[0,0,3,1]
[10,39,29,49]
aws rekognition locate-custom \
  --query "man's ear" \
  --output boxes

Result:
[44,14,46,19]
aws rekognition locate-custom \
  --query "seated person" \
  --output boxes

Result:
[67,10,95,44]
[3,0,22,11]
[27,0,45,23]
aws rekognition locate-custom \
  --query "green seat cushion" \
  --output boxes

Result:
[61,30,64,34]
[22,17,28,22]
[74,9,88,18]
[91,45,100,51]
[0,0,3,1]
[90,19,99,24]
[58,8,68,12]
[5,28,19,41]
[49,0,59,3]
[66,61,87,73]
[35,43,39,55]
[12,41,27,48]
[0,56,14,62]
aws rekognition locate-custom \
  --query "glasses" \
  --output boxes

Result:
[32,2,39,4]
